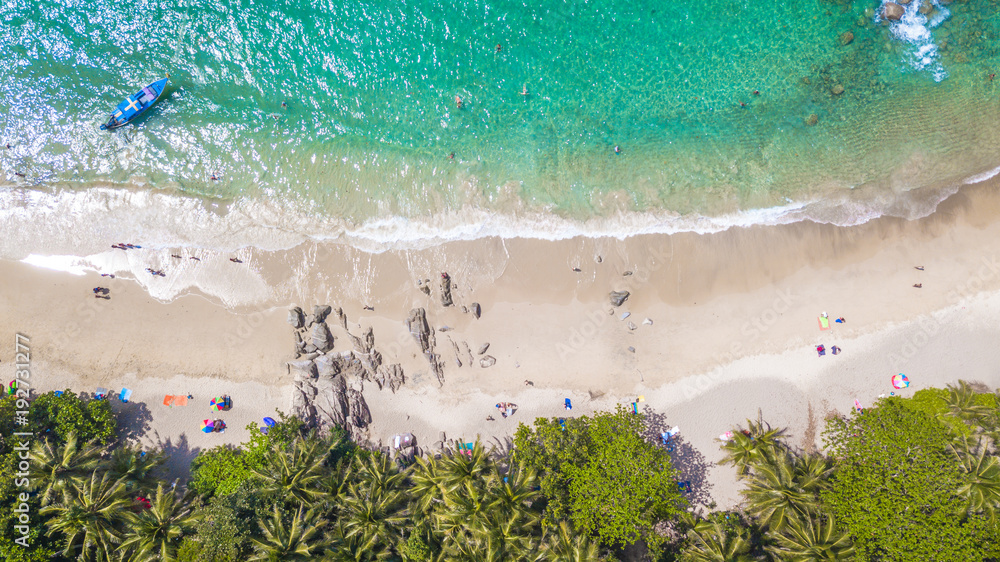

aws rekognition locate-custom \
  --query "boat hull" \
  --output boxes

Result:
[100,77,168,131]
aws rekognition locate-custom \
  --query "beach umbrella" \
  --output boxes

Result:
[892,374,910,389]
[200,420,214,433]
[209,397,224,411]
[6,381,15,396]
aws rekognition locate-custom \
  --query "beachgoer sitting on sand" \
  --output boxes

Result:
[913,283,922,288]
[914,266,924,271]
[835,317,845,323]
[816,345,825,357]
[832,346,841,355]
[230,258,243,263]
[171,254,182,259]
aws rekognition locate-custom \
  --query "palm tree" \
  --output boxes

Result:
[767,514,855,561]
[248,505,329,561]
[41,471,129,561]
[252,436,329,507]
[105,446,164,492]
[680,514,756,562]
[536,521,603,562]
[28,431,103,504]
[742,453,829,533]
[719,419,786,477]
[339,455,409,557]
[949,438,1000,518]
[119,483,199,561]
[944,381,992,424]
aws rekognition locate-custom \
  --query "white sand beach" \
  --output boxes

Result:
[3,178,1000,508]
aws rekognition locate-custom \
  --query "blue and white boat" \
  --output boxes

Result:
[100,76,169,130]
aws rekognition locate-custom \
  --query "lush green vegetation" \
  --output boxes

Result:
[3,381,1000,561]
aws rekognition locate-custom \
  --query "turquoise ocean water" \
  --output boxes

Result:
[2,0,1000,253]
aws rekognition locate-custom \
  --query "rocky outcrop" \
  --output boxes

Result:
[440,273,453,307]
[287,307,305,329]
[312,305,332,325]
[311,322,335,352]
[478,343,490,355]
[471,302,481,319]
[610,290,630,307]
[805,114,819,126]
[407,307,444,386]
[839,31,854,46]
[286,304,404,443]
[480,355,496,368]
[883,2,904,20]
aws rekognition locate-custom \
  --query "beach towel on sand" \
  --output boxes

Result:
[818,316,830,330]
[173,396,188,407]
[163,395,174,406]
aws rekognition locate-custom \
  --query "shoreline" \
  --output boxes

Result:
[1,152,998,258]
[3,177,1000,507]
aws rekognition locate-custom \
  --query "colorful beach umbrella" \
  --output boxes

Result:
[210,397,224,411]
[7,381,16,396]
[200,420,214,433]
[892,374,910,389]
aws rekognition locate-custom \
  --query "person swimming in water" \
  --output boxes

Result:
[455,95,463,109]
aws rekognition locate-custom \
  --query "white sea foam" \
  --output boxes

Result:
[880,0,950,81]
[963,165,1000,185]
[0,178,970,261]
[21,254,88,276]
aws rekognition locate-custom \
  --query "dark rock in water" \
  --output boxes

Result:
[461,305,468,313]
[883,2,905,20]
[478,342,490,355]
[335,307,348,329]
[897,0,911,4]
[311,321,335,352]
[287,307,305,328]
[839,31,854,46]
[831,84,845,95]
[610,290,630,307]
[480,355,496,368]
[449,338,462,367]
[419,284,431,296]
[303,344,318,354]
[918,0,932,14]
[440,274,453,307]
[805,114,819,126]
[312,305,332,325]
[471,302,481,319]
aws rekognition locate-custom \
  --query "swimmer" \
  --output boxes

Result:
[229,258,243,263]
[752,90,760,95]
[449,152,455,160]
[210,174,220,181]
[521,84,528,96]
[455,95,463,109]
[281,101,288,108]
[495,44,502,53]
[739,101,746,108]
[171,254,182,259]
[614,145,621,154]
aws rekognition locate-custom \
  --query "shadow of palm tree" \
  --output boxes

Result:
[146,431,201,484]
[641,406,714,507]
[110,399,153,444]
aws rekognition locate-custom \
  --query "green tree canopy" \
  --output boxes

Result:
[514,405,684,552]
[822,398,1000,561]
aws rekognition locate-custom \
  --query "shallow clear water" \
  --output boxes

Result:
[2,0,1000,250]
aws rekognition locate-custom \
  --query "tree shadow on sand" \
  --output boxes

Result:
[641,406,714,508]
[110,399,154,444]
[146,431,201,484]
